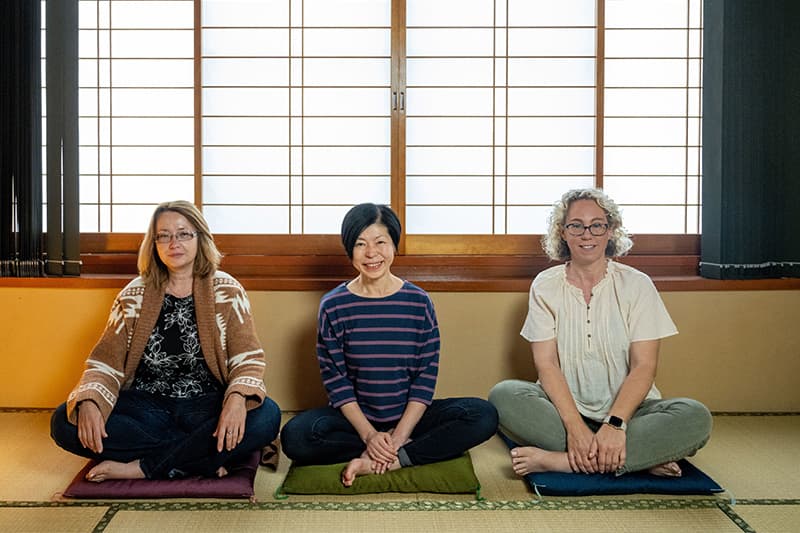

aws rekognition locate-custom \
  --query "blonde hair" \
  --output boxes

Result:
[137,200,222,288]
[541,188,633,261]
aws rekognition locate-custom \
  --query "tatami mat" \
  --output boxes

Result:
[688,415,800,500]
[0,506,109,533]
[732,503,800,533]
[103,508,743,533]
[1,411,798,532]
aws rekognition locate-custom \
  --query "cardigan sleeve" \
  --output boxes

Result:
[65,279,145,424]
[214,274,267,409]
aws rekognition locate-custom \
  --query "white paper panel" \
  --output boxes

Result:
[111,59,193,87]
[507,147,594,174]
[201,0,288,26]
[203,88,289,116]
[406,206,494,234]
[406,88,493,116]
[605,0,690,28]
[203,58,288,86]
[110,147,193,174]
[407,0,494,27]
[113,175,194,203]
[203,117,288,145]
[406,176,493,205]
[204,205,289,233]
[204,176,290,205]
[112,117,193,145]
[304,29,390,56]
[406,147,493,175]
[203,147,288,174]
[508,58,595,86]
[303,176,390,204]
[407,117,494,146]
[507,0,595,26]
[202,29,289,57]
[605,118,687,146]
[604,147,687,175]
[606,29,688,58]
[507,88,594,116]
[508,117,595,146]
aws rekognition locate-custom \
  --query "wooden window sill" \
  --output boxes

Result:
[2,254,798,292]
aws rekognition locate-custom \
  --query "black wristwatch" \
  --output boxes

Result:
[603,415,627,431]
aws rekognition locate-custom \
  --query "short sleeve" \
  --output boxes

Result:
[520,276,557,342]
[625,272,678,342]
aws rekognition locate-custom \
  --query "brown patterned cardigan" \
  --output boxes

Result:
[65,271,268,424]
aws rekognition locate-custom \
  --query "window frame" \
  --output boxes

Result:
[76,0,702,287]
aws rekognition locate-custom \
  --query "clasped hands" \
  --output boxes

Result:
[363,429,403,474]
[566,423,626,474]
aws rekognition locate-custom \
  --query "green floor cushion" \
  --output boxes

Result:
[277,453,480,497]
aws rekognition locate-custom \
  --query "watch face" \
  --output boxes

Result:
[608,415,623,427]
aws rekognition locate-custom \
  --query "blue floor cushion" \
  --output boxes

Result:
[498,433,723,496]
[277,453,480,497]
[62,451,260,499]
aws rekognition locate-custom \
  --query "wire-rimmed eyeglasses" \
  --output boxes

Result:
[564,222,609,237]
[155,231,197,244]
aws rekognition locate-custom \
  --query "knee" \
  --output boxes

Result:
[680,398,713,437]
[50,403,72,447]
[479,401,499,438]
[488,380,512,406]
[248,397,281,443]
[459,398,498,436]
[660,398,712,444]
[488,379,530,413]
[279,416,308,461]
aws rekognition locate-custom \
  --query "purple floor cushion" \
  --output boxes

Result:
[62,451,260,499]
[498,433,723,497]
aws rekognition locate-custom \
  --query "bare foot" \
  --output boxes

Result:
[510,446,572,476]
[86,460,145,483]
[341,457,375,487]
[648,461,682,477]
[216,466,229,478]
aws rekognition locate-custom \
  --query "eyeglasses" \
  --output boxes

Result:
[564,222,609,237]
[155,231,197,244]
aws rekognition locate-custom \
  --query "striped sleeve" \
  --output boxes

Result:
[406,292,439,406]
[317,290,358,408]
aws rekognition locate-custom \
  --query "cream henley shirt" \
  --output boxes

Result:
[520,260,678,422]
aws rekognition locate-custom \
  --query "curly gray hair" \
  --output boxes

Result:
[541,188,633,261]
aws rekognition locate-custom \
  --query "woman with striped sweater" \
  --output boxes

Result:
[281,203,497,486]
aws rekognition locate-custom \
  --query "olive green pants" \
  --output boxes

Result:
[488,380,712,474]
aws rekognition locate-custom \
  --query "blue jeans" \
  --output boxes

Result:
[51,389,281,479]
[281,397,498,466]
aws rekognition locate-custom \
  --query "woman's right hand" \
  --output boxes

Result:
[77,400,107,454]
[364,430,397,464]
[565,422,598,474]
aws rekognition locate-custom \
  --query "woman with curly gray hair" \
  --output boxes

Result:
[489,189,711,479]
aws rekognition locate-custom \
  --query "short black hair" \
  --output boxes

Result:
[340,203,402,259]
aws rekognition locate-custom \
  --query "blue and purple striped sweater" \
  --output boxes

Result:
[316,281,440,423]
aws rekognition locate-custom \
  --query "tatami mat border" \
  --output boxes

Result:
[6,499,798,533]
[4,497,796,511]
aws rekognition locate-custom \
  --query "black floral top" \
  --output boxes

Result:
[132,294,222,398]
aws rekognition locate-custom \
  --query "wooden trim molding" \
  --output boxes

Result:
[0,232,777,291]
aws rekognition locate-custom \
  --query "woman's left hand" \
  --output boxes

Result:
[214,392,247,452]
[592,424,627,474]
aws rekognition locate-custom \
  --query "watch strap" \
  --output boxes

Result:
[602,415,627,431]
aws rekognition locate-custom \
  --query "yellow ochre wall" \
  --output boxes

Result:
[1,288,798,412]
